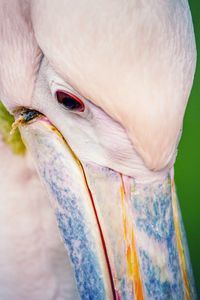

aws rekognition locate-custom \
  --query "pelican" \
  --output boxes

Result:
[0,0,197,299]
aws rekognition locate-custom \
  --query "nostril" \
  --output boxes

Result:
[13,107,43,123]
[19,109,43,123]
[11,108,44,135]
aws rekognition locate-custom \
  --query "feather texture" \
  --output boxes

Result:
[0,0,42,111]
[31,0,196,171]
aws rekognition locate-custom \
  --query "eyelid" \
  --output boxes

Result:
[51,81,84,99]
[50,81,79,99]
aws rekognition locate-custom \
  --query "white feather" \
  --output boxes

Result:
[0,0,41,110]
[31,0,196,171]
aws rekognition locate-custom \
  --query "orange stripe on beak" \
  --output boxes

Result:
[171,180,190,300]
[120,176,144,300]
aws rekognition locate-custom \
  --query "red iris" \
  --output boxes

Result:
[56,91,85,112]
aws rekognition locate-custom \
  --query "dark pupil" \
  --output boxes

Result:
[62,95,81,110]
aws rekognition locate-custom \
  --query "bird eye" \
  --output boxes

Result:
[56,91,85,112]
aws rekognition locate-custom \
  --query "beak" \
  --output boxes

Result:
[16,110,195,300]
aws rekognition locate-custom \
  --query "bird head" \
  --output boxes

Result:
[0,0,197,299]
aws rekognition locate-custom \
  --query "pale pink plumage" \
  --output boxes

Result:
[0,0,196,172]
[0,0,41,110]
[0,0,197,299]
[31,0,196,171]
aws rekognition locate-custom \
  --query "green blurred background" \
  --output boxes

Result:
[175,0,200,296]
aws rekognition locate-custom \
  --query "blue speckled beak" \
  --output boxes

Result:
[19,113,196,300]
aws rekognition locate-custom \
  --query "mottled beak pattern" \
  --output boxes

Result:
[14,110,197,300]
